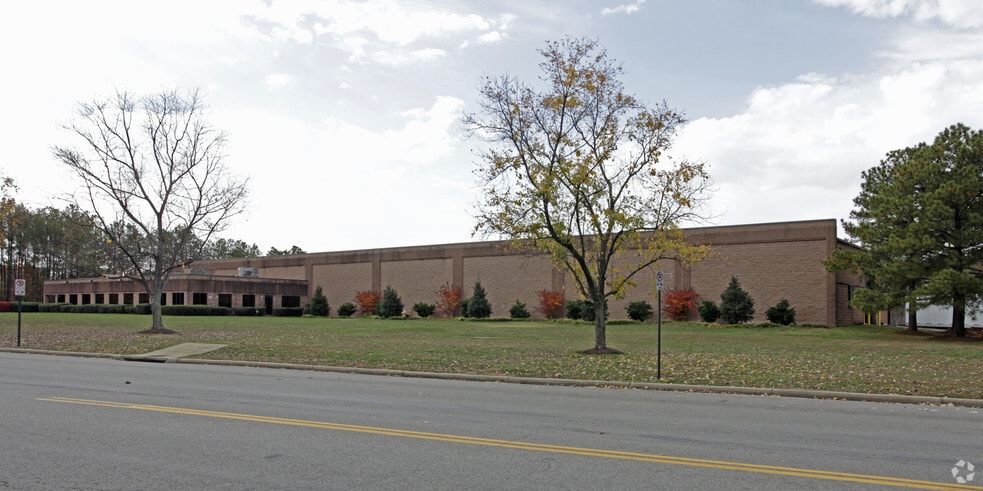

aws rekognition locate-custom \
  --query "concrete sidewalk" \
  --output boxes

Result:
[121,343,227,362]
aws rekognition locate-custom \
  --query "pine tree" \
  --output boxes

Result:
[720,276,754,324]
[305,285,329,317]
[466,281,492,318]
[377,285,404,319]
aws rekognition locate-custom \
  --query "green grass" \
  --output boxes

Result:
[2,313,981,399]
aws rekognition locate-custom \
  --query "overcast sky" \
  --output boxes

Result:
[3,0,983,253]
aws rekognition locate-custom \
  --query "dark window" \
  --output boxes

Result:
[81,294,91,305]
[160,294,167,306]
[172,292,185,305]
[282,296,301,308]
[69,294,78,304]
[242,294,255,307]
[218,294,232,308]
[193,292,208,305]
[123,293,134,305]
[139,293,149,304]
[95,294,105,304]
[108,293,119,304]
[57,294,66,303]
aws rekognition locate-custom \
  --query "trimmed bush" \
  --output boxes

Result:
[38,303,68,312]
[377,286,404,319]
[509,300,531,319]
[626,301,653,322]
[698,300,721,323]
[162,305,220,316]
[720,276,755,324]
[273,307,304,317]
[412,302,435,318]
[232,307,264,316]
[337,302,356,317]
[766,298,796,325]
[466,281,491,319]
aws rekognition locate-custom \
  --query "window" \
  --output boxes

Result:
[218,294,232,308]
[172,292,185,305]
[95,294,105,304]
[108,293,119,304]
[81,294,91,305]
[193,292,208,305]
[123,293,134,305]
[242,294,255,307]
[139,293,149,304]
[282,296,301,308]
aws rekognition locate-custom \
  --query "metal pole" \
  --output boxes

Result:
[17,298,22,347]
[657,289,662,380]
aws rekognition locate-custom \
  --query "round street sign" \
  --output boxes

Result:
[14,278,26,297]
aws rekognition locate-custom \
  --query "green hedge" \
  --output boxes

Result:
[232,307,264,316]
[273,307,304,317]
[160,305,230,316]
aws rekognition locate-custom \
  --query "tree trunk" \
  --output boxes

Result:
[907,305,918,332]
[951,294,966,338]
[594,316,606,350]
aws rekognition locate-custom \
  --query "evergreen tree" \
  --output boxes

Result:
[305,285,329,316]
[466,281,492,318]
[377,285,404,319]
[720,276,755,324]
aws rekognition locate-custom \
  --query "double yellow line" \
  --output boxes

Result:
[39,396,979,490]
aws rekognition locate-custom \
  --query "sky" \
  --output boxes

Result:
[2,0,983,254]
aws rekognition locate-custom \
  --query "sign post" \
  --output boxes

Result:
[14,279,25,347]
[656,271,664,380]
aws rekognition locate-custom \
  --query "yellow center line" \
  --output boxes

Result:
[39,396,980,490]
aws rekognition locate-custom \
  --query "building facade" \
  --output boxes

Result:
[43,219,865,325]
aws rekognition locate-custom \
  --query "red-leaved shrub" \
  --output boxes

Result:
[536,290,565,319]
[354,290,380,316]
[435,283,462,318]
[662,288,698,321]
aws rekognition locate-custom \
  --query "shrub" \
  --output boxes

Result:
[163,305,221,316]
[38,303,68,312]
[354,290,380,316]
[698,300,721,323]
[566,299,604,321]
[536,290,565,319]
[459,298,470,317]
[412,302,435,318]
[18,302,41,313]
[766,298,797,325]
[377,285,404,319]
[305,285,330,317]
[509,300,531,319]
[273,307,304,317]
[337,302,356,317]
[231,307,264,316]
[466,281,492,318]
[662,288,699,321]
[720,276,755,324]
[435,283,462,317]
[0,302,10,313]
[626,301,653,322]
[131,303,153,315]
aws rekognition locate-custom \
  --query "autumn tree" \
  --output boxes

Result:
[53,88,249,332]
[465,38,711,352]
[829,124,983,337]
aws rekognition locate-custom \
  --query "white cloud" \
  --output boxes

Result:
[601,0,646,16]
[814,0,983,28]
[264,73,292,91]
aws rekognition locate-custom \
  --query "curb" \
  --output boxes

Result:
[4,347,983,408]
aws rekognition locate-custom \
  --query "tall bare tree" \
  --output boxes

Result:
[54,88,249,332]
[465,38,712,352]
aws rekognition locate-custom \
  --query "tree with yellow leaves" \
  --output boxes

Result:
[465,38,712,352]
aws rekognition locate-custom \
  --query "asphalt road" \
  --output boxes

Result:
[1,352,980,490]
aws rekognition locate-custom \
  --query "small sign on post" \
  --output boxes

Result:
[14,279,25,347]
[655,271,663,380]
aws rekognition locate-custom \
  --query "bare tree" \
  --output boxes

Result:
[53,88,249,332]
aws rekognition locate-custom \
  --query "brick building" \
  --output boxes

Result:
[43,219,865,325]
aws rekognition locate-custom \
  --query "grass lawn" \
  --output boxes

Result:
[1,313,980,399]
